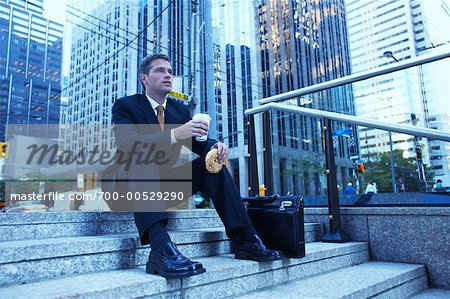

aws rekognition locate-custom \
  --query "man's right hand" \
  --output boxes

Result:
[173,120,209,140]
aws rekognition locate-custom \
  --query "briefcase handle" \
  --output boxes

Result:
[242,193,280,203]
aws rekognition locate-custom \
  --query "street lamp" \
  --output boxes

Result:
[383,50,400,192]
[383,51,399,62]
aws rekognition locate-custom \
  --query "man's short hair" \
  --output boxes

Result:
[139,53,171,75]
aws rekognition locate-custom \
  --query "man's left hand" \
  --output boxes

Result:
[211,142,229,164]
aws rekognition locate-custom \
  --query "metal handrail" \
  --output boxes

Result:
[259,50,450,105]
[245,103,450,142]
[245,50,450,243]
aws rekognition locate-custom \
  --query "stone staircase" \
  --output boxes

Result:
[0,209,439,298]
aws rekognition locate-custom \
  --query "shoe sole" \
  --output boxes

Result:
[146,262,206,279]
[235,251,284,262]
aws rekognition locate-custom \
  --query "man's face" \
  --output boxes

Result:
[141,58,173,96]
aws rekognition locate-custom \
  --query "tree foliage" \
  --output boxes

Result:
[283,157,324,177]
[362,149,434,192]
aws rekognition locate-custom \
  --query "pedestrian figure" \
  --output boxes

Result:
[365,181,377,194]
[344,182,356,195]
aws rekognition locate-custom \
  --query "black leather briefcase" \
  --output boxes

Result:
[242,194,305,258]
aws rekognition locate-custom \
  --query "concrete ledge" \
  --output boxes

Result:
[0,212,102,225]
[0,210,225,241]
[0,211,321,243]
[0,209,220,225]
[0,224,321,264]
[305,207,450,290]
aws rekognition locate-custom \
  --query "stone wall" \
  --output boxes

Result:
[304,207,450,289]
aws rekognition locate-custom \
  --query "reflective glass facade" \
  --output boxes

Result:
[0,0,63,140]
[346,0,450,184]
[256,0,357,195]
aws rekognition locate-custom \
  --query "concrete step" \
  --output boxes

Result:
[0,224,321,286]
[0,228,229,286]
[235,261,427,299]
[411,289,450,298]
[1,242,369,299]
[0,210,322,242]
[0,210,225,241]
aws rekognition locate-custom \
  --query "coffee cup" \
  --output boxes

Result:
[192,113,211,141]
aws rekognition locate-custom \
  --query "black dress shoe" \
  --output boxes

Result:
[235,235,284,262]
[146,242,206,278]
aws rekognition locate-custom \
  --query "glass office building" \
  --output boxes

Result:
[255,0,357,195]
[345,0,450,185]
[0,0,63,140]
[64,0,211,153]
[345,0,428,158]
[210,0,261,194]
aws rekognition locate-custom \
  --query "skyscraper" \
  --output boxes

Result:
[255,0,356,195]
[63,1,140,153]
[345,0,450,184]
[0,0,63,140]
[63,0,210,155]
[211,0,261,193]
[345,0,428,156]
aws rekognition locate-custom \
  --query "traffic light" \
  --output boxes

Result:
[357,163,365,174]
[0,142,9,158]
[416,146,423,161]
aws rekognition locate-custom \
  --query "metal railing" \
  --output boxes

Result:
[246,103,450,142]
[259,50,450,105]
[244,50,450,242]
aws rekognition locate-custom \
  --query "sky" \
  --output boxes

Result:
[42,0,67,24]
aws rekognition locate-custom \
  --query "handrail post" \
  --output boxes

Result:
[262,112,274,195]
[389,131,397,193]
[247,115,259,196]
[322,118,349,243]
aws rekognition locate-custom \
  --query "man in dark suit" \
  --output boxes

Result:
[104,53,282,279]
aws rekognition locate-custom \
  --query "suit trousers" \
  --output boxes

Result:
[134,153,253,245]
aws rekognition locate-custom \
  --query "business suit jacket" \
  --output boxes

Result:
[113,93,216,159]
[102,93,217,211]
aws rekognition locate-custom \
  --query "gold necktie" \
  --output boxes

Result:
[156,105,164,130]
